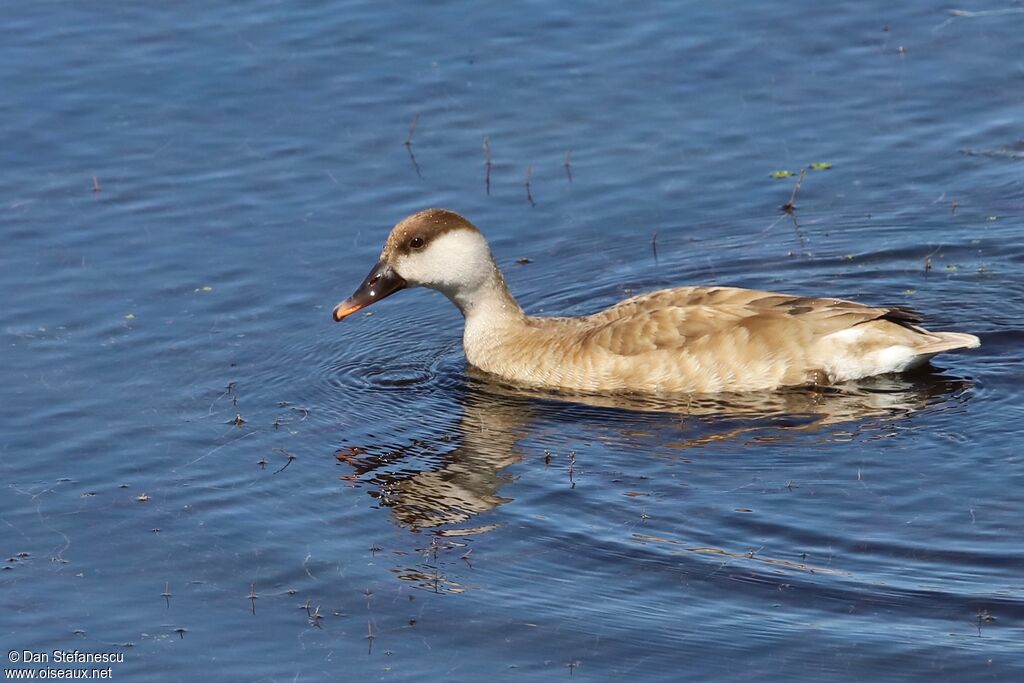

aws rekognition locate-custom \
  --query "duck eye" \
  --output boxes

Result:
[409,236,425,249]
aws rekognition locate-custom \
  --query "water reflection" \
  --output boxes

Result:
[336,368,973,531]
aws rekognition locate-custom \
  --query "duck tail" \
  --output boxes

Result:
[913,331,981,355]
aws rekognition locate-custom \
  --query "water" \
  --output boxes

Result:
[2,2,1023,680]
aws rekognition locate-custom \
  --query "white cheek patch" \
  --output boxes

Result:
[396,230,493,293]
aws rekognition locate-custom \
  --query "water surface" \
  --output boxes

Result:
[2,2,1023,681]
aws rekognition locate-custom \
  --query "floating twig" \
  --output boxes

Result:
[525,164,535,207]
[483,136,492,195]
[272,448,296,474]
[248,582,259,615]
[935,7,1024,33]
[782,168,806,213]
[564,150,573,182]
[404,113,422,178]
[651,231,658,266]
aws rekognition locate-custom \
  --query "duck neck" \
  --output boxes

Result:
[450,263,525,333]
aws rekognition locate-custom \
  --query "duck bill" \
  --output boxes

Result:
[333,261,407,322]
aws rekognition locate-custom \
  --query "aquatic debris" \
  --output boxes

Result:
[136,493,150,503]
[404,112,422,178]
[483,136,493,195]
[771,163,831,212]
[248,583,258,615]
[195,286,213,292]
[960,142,1024,160]
[782,168,807,213]
[977,608,996,635]
[564,150,573,182]
[92,176,101,193]
[272,448,296,474]
[516,257,532,265]
[525,164,535,207]
[632,532,846,575]
[124,313,135,320]
[435,524,499,537]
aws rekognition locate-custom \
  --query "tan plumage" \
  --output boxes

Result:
[333,209,980,394]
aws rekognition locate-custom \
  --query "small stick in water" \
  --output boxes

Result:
[564,150,573,182]
[404,113,422,178]
[483,136,492,195]
[782,168,807,213]
[248,583,258,615]
[525,164,535,207]
[272,448,296,474]
[651,231,658,266]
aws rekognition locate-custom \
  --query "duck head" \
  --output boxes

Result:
[332,208,497,321]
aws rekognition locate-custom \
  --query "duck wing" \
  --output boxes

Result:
[582,286,923,356]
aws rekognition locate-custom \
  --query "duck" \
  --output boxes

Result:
[332,208,980,394]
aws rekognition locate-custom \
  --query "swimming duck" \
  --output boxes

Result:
[332,209,980,394]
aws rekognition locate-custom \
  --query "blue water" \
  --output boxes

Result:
[2,2,1023,680]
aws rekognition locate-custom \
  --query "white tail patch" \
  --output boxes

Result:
[872,345,923,374]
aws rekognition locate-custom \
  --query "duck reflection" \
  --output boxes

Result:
[336,368,972,531]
